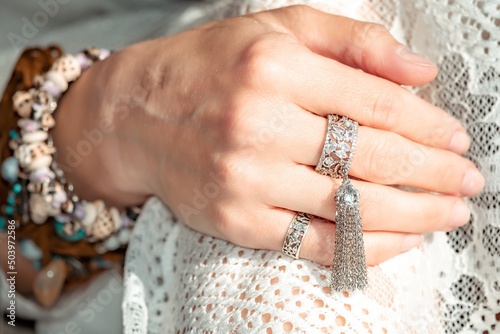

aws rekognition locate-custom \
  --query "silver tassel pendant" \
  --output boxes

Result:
[330,177,367,292]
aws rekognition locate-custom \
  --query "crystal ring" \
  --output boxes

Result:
[282,212,311,260]
[316,115,358,179]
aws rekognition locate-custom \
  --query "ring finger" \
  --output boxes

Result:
[259,163,470,233]
[250,208,423,266]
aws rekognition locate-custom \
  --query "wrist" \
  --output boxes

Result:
[52,48,158,207]
[108,39,189,204]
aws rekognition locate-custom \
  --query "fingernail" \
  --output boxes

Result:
[448,200,471,228]
[401,234,423,252]
[461,169,485,196]
[449,131,471,153]
[397,47,436,67]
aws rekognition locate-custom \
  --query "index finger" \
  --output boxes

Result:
[266,6,469,153]
[283,50,470,153]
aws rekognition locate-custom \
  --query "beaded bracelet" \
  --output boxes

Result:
[1,48,139,256]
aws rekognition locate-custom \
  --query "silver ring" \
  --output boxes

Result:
[316,115,358,179]
[282,212,311,260]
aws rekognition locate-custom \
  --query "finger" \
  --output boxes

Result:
[351,127,484,196]
[281,108,484,196]
[269,5,437,86]
[260,164,471,233]
[276,50,470,154]
[247,208,423,266]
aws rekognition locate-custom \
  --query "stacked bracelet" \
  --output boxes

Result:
[1,48,139,255]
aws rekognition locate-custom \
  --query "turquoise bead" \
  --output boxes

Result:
[5,206,14,215]
[0,217,6,230]
[7,195,15,205]
[93,257,112,269]
[8,130,19,140]
[13,183,22,194]
[54,221,86,242]
[20,239,43,261]
[1,157,19,184]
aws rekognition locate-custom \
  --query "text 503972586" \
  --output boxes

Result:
[6,219,17,327]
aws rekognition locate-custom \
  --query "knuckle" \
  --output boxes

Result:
[285,4,315,16]
[364,133,403,183]
[238,36,286,88]
[212,205,241,239]
[219,99,260,146]
[418,197,451,229]
[365,237,387,265]
[212,154,244,189]
[289,4,313,12]
[210,204,230,234]
[211,204,256,248]
[421,201,443,226]
[315,237,335,265]
[212,153,261,194]
[219,99,282,152]
[441,158,466,193]
[366,88,402,130]
[351,21,389,48]
[358,185,386,229]
[441,160,458,188]
[304,220,335,265]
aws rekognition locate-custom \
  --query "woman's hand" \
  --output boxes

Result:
[53,5,484,265]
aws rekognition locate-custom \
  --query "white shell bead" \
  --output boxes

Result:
[28,154,52,171]
[103,236,120,251]
[81,201,98,227]
[12,91,34,118]
[110,207,121,231]
[118,229,131,244]
[22,130,48,144]
[52,55,82,82]
[45,71,68,92]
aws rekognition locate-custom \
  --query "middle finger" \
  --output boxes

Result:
[280,107,483,197]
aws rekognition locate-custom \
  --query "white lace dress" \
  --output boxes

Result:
[123,0,500,333]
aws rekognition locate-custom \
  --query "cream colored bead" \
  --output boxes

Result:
[51,55,82,82]
[33,75,45,87]
[81,201,98,228]
[18,118,36,130]
[40,111,55,129]
[29,193,60,224]
[28,154,52,171]
[103,235,120,251]
[117,229,131,244]
[15,144,32,168]
[15,141,55,171]
[22,130,48,144]
[45,71,68,92]
[90,205,115,240]
[12,91,34,118]
[109,207,122,231]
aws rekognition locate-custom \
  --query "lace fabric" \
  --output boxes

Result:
[400,1,500,333]
[123,0,500,333]
[124,198,440,333]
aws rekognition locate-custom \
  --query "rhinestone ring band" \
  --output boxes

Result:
[316,115,358,179]
[282,212,311,260]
